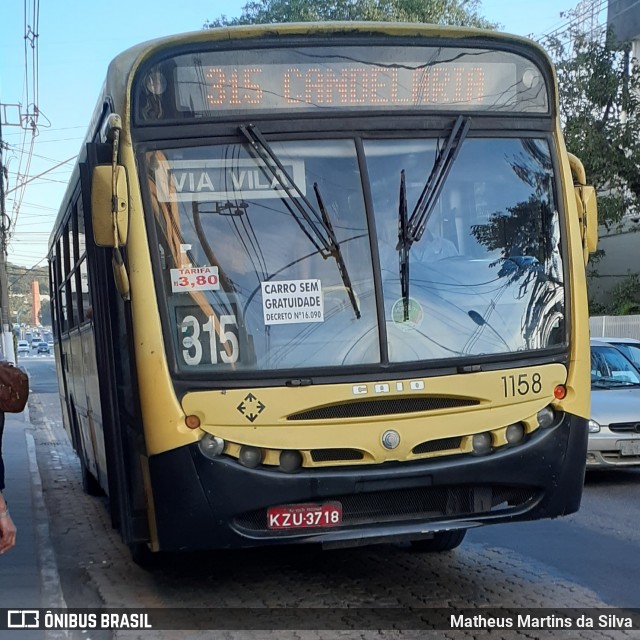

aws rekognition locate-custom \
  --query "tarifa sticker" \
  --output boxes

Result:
[391,297,424,331]
[262,279,324,325]
[171,265,220,293]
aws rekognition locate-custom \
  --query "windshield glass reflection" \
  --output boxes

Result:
[144,135,565,374]
[366,137,564,361]
[145,140,377,372]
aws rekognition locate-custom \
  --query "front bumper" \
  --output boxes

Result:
[149,412,588,551]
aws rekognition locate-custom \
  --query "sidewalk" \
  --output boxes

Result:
[0,407,64,639]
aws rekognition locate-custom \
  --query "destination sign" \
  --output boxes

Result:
[182,62,509,111]
[154,158,306,202]
[136,46,549,119]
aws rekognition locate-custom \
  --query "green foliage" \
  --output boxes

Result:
[543,27,640,230]
[597,273,640,315]
[542,22,640,314]
[7,263,49,297]
[7,263,49,326]
[588,296,607,316]
[205,0,498,28]
[39,299,52,326]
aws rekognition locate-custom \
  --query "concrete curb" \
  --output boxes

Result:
[25,430,69,640]
[25,432,66,609]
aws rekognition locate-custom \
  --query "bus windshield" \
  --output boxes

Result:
[145,135,564,373]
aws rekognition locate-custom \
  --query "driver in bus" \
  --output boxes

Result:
[376,197,459,273]
[413,210,459,263]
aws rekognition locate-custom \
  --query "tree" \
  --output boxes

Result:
[205,0,498,29]
[7,263,49,326]
[542,23,640,313]
[543,27,640,230]
[39,299,52,327]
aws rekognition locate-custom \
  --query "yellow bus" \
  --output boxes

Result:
[48,22,598,562]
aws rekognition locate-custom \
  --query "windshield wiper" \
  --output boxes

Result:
[600,378,640,387]
[312,184,361,319]
[405,115,471,246]
[395,116,470,320]
[239,123,360,319]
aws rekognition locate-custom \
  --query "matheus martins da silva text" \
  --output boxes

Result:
[450,613,634,629]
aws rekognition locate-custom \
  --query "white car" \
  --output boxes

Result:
[17,340,29,355]
[588,339,640,468]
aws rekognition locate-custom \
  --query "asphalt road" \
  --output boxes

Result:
[18,352,58,393]
[469,465,640,608]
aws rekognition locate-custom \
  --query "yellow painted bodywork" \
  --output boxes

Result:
[184,364,570,465]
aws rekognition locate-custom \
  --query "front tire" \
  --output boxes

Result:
[129,541,159,568]
[410,529,466,552]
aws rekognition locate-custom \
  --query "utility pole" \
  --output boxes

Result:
[0,114,15,363]
[0,7,42,363]
[0,101,42,364]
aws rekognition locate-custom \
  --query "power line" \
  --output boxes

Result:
[6,135,83,145]
[3,143,78,164]
[1,125,85,137]
[4,155,76,197]
[538,0,608,41]
[8,256,47,289]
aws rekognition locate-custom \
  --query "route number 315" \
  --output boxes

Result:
[181,314,239,365]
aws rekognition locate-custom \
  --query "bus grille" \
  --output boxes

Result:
[287,397,479,421]
[310,448,364,462]
[412,437,463,454]
[234,485,538,533]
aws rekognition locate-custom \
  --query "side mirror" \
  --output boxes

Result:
[579,185,598,254]
[91,164,129,246]
[567,153,598,264]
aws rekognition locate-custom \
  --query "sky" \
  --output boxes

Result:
[0,0,588,269]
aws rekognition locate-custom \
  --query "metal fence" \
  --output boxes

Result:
[589,315,640,339]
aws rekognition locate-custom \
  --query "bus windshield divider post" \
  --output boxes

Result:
[397,170,410,321]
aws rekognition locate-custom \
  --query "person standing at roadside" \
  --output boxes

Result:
[0,411,17,553]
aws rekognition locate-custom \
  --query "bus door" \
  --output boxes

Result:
[81,141,149,546]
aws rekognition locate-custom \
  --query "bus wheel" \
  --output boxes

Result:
[410,529,466,552]
[129,542,159,568]
[80,459,103,496]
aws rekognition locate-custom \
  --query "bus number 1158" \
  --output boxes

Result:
[501,372,542,397]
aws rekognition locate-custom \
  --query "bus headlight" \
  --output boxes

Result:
[199,434,225,459]
[279,450,303,473]
[537,406,555,429]
[505,422,525,444]
[588,420,601,433]
[239,446,263,468]
[472,432,492,454]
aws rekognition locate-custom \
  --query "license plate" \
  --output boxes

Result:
[620,440,640,456]
[267,502,342,530]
